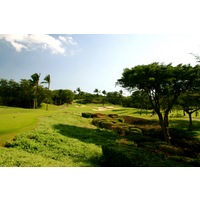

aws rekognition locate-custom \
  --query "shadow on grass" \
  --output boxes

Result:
[170,119,200,138]
[53,124,122,166]
[53,124,120,146]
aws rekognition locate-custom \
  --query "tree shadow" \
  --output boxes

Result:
[53,123,120,147]
[52,124,122,166]
[170,119,200,138]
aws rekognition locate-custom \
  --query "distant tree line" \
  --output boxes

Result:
[0,73,74,109]
[74,87,126,106]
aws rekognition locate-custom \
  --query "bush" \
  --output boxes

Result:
[112,125,129,136]
[122,115,157,125]
[91,113,106,118]
[102,144,191,167]
[128,127,143,135]
[157,144,185,156]
[82,113,92,118]
[108,114,118,118]
[127,134,159,144]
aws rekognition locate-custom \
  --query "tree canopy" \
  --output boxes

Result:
[117,62,200,143]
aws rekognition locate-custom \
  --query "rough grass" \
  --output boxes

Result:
[0,104,121,166]
[0,103,200,167]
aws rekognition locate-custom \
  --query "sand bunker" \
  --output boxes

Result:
[92,106,115,111]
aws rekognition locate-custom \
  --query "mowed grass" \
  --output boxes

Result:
[0,104,121,166]
[0,103,200,166]
[0,104,61,146]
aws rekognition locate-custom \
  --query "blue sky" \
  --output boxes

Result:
[0,34,200,94]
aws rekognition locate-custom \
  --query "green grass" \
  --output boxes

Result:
[0,103,121,166]
[0,103,199,166]
[0,104,61,146]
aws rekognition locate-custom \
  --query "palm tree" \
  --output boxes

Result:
[30,73,41,109]
[102,90,107,106]
[42,74,51,110]
[94,88,100,96]
[102,90,107,96]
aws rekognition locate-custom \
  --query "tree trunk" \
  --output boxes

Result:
[46,103,48,111]
[188,112,193,130]
[33,99,36,109]
[157,112,171,144]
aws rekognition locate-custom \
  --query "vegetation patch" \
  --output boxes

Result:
[0,104,199,167]
[82,111,200,166]
[102,144,191,167]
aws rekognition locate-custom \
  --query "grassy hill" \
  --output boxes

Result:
[0,103,199,166]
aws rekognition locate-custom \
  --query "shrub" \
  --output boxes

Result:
[108,114,118,118]
[82,113,92,118]
[128,127,143,135]
[92,118,101,126]
[122,115,157,125]
[157,144,185,156]
[115,138,137,146]
[91,113,105,118]
[113,126,129,136]
[117,118,124,123]
[102,144,191,167]
[127,134,159,143]
[170,156,200,167]
[100,121,114,129]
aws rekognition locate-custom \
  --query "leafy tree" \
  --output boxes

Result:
[65,89,75,106]
[52,89,74,105]
[178,90,200,130]
[0,79,20,106]
[117,62,199,143]
[41,74,51,110]
[19,79,33,108]
[30,73,41,109]
[0,79,9,105]
[106,91,122,105]
[131,90,151,114]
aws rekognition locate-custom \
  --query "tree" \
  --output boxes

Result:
[117,62,199,144]
[102,90,107,106]
[94,88,100,96]
[102,90,106,96]
[0,79,20,106]
[30,73,41,109]
[106,91,122,105]
[119,90,123,106]
[179,92,200,130]
[19,79,33,108]
[52,89,74,105]
[65,89,75,106]
[41,74,51,110]
[131,90,151,115]
[94,88,101,103]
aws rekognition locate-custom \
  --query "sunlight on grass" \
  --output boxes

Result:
[0,103,200,166]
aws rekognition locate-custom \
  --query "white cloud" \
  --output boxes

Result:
[58,35,77,45]
[0,34,78,55]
